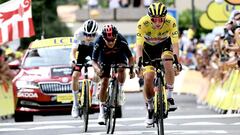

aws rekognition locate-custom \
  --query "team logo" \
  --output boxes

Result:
[143,21,149,26]
[173,23,176,28]
[137,33,142,37]
[172,31,178,36]
[146,32,151,36]
[138,24,141,29]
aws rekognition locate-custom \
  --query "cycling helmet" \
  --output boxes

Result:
[83,19,98,34]
[102,24,118,40]
[147,2,167,17]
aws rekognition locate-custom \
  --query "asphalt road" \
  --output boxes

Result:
[1,93,240,135]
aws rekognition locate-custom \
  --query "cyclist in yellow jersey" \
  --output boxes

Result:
[135,2,182,126]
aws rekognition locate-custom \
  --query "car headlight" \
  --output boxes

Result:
[16,80,39,89]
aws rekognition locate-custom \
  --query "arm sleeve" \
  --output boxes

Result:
[170,17,179,45]
[122,40,133,58]
[92,43,100,62]
[136,18,145,46]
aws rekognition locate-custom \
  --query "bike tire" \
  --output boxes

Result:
[156,80,164,135]
[106,80,117,134]
[83,81,89,132]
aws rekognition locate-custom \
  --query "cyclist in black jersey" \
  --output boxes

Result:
[70,19,99,118]
[92,24,135,125]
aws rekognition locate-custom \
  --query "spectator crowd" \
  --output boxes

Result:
[179,10,240,84]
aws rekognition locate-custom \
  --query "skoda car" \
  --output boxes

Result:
[13,37,99,122]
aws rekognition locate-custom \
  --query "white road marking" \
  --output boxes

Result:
[124,106,145,110]
[61,130,227,135]
[1,114,240,127]
[0,128,24,132]
[129,122,175,127]
[28,125,75,130]
[181,122,225,125]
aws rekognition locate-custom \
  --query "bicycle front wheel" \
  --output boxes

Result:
[106,81,118,134]
[156,85,165,135]
[82,80,89,132]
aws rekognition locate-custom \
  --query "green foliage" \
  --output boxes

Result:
[0,0,8,4]
[179,9,210,38]
[154,0,175,6]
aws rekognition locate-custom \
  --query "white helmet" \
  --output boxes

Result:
[83,19,98,34]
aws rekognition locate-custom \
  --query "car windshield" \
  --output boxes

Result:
[23,47,71,68]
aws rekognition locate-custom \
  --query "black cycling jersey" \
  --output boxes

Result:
[92,33,132,64]
[92,33,133,77]
[77,44,94,64]
[72,43,94,72]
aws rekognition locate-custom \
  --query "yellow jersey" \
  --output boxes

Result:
[136,14,179,46]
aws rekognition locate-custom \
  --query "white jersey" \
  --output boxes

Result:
[72,27,100,49]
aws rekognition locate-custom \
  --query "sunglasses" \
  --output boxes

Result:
[151,17,165,23]
[83,32,96,37]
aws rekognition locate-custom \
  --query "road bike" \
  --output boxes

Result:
[103,64,133,134]
[138,55,179,135]
[76,62,92,132]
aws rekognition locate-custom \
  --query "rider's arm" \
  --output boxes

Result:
[92,42,101,74]
[71,31,81,62]
[70,48,77,62]
[135,18,145,65]
[170,17,180,59]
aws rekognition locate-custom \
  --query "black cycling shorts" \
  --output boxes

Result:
[142,37,173,66]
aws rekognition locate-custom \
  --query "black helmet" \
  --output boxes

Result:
[102,24,118,40]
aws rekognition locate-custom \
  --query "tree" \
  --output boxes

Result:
[179,9,210,38]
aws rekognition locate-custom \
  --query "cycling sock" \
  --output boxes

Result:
[166,84,174,99]
[119,83,123,91]
[146,98,154,110]
[91,81,98,97]
[99,102,105,115]
[72,90,79,106]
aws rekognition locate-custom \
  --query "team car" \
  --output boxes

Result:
[12,37,99,122]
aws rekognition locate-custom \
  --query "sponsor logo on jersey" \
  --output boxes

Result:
[143,21,150,26]
[138,25,141,29]
[173,23,176,28]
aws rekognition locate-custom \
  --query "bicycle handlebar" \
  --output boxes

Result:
[76,63,92,68]
[101,63,134,74]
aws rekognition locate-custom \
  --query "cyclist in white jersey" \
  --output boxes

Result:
[70,19,100,118]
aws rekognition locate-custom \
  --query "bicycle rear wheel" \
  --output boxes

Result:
[106,81,118,134]
[82,81,89,132]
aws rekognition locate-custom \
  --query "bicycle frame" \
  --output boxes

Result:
[76,63,92,132]
[153,60,168,135]
[104,64,133,134]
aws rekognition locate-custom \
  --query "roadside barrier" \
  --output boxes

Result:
[174,69,240,114]
[0,81,15,117]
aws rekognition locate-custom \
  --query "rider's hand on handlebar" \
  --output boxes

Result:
[173,63,182,76]
[135,67,143,78]
[129,67,135,79]
[95,67,103,77]
[71,59,77,67]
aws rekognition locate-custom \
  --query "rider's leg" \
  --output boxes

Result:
[143,67,155,126]
[71,70,81,118]
[117,67,126,105]
[162,51,176,105]
[98,77,109,125]
[91,73,100,104]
